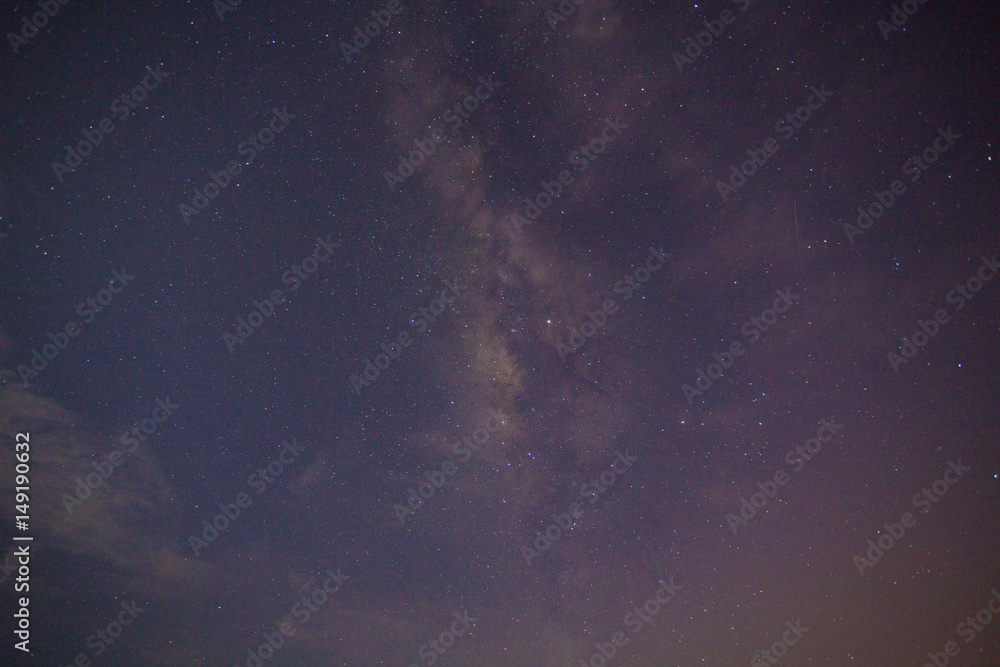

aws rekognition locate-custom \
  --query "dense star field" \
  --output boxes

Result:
[1,0,999,665]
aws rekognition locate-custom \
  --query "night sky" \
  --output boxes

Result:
[1,0,999,665]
